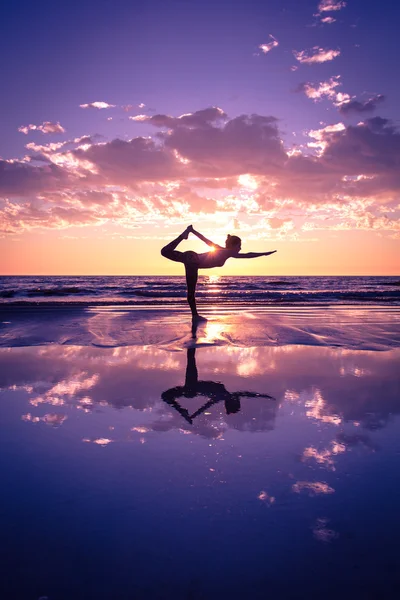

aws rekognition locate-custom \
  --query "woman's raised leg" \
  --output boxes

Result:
[161,227,191,261]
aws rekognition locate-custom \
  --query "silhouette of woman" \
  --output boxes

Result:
[161,347,275,424]
[161,225,277,320]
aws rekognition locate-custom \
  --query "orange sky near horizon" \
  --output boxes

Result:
[2,228,399,276]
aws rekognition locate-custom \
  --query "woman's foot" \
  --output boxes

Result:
[192,314,207,322]
[182,225,192,240]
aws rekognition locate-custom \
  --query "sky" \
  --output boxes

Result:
[1,0,400,275]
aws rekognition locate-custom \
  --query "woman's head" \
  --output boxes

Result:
[225,234,242,252]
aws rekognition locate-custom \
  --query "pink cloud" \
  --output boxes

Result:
[160,114,286,178]
[129,115,148,121]
[122,103,146,112]
[18,121,66,135]
[314,1,346,24]
[298,76,341,101]
[79,102,116,109]
[2,110,400,236]
[297,79,383,120]
[259,35,279,54]
[0,160,71,197]
[317,0,346,12]
[294,47,341,64]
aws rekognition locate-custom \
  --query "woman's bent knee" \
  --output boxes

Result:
[161,249,184,263]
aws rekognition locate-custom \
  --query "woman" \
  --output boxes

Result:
[161,225,277,320]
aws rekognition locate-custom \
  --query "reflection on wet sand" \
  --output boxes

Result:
[161,347,275,424]
[0,344,399,439]
[1,342,400,598]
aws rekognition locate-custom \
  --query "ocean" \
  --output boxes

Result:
[1,275,399,306]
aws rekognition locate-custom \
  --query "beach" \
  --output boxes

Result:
[1,280,400,599]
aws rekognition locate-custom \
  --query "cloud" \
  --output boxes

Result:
[333,91,353,107]
[319,117,400,176]
[2,109,400,236]
[18,121,66,135]
[0,159,71,197]
[136,107,228,130]
[298,77,382,117]
[79,101,116,109]
[314,1,346,24]
[122,103,146,112]
[25,141,68,154]
[129,114,148,121]
[307,122,346,153]
[338,94,386,115]
[294,47,341,64]
[317,0,346,12]
[297,76,341,101]
[259,34,279,54]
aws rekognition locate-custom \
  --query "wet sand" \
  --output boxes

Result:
[0,307,400,598]
[1,304,400,350]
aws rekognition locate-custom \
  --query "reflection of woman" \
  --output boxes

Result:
[161,225,277,320]
[161,348,274,424]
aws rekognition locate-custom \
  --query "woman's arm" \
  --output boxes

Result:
[189,226,223,249]
[234,251,277,259]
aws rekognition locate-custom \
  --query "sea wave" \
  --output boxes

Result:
[1,275,400,307]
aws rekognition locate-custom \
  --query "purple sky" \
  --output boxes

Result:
[1,0,400,274]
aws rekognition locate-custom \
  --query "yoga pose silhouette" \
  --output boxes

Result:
[161,347,275,425]
[161,225,276,319]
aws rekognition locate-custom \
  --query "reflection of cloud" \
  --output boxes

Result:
[284,390,300,402]
[30,372,98,407]
[336,432,377,451]
[339,364,371,377]
[292,481,335,495]
[1,343,399,440]
[305,389,342,425]
[258,490,275,504]
[22,412,67,427]
[313,518,338,542]
[83,437,113,445]
[302,441,346,470]
[320,16,336,23]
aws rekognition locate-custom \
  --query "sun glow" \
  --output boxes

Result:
[208,275,221,283]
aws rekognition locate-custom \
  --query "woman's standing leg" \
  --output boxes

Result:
[185,265,206,320]
[185,265,198,317]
